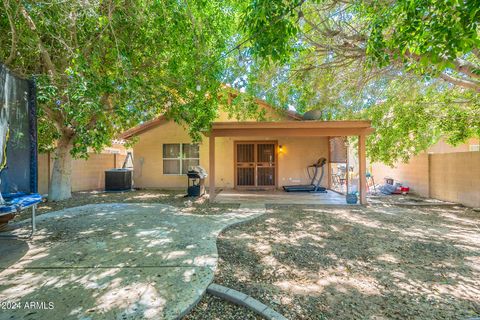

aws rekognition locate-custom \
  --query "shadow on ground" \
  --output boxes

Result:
[0,203,261,320]
[14,190,234,221]
[190,204,480,319]
[0,240,29,269]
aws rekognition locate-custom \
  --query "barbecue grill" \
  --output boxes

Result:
[186,166,207,197]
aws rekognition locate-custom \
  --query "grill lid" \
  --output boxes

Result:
[187,166,208,179]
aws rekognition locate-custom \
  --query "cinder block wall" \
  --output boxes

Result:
[430,152,480,208]
[370,153,430,197]
[37,153,50,194]
[38,152,127,194]
[371,152,480,207]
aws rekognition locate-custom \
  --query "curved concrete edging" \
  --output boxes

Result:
[176,204,267,319]
[5,202,267,320]
[186,203,288,320]
[207,283,288,320]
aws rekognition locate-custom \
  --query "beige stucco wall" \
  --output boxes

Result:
[277,137,328,187]
[132,120,202,189]
[132,116,329,189]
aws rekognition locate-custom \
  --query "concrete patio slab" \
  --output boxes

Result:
[0,203,263,319]
[215,189,349,205]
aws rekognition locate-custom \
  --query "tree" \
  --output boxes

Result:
[363,0,480,92]
[241,0,480,91]
[1,0,237,200]
[238,52,480,163]
[237,0,479,163]
[364,78,480,165]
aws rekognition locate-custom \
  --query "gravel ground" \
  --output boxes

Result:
[7,191,480,319]
[12,189,238,221]
[184,295,262,320]
[186,204,480,319]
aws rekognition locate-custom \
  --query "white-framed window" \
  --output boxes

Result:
[163,143,200,175]
[469,144,480,152]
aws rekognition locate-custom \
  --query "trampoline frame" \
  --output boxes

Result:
[0,64,40,240]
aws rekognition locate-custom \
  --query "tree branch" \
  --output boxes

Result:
[42,103,69,135]
[20,5,57,77]
[3,0,18,65]
[401,51,480,91]
[452,58,480,80]
[107,0,122,64]
[302,11,480,92]
[85,93,115,130]
[472,48,480,60]
[439,73,480,92]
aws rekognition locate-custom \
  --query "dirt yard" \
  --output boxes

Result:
[13,189,237,221]
[188,203,480,319]
[8,191,480,319]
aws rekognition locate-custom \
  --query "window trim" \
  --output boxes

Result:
[162,143,200,175]
[469,144,480,152]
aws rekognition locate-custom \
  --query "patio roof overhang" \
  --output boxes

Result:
[209,120,374,137]
[208,120,374,205]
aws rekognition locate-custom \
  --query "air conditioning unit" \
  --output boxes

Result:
[105,169,132,191]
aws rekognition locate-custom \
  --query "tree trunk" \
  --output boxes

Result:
[48,136,73,201]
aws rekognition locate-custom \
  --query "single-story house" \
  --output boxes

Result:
[120,96,374,204]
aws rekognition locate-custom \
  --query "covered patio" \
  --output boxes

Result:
[214,189,347,205]
[208,120,374,205]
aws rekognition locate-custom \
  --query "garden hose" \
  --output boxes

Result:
[0,125,9,172]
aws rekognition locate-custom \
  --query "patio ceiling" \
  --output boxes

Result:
[210,120,374,137]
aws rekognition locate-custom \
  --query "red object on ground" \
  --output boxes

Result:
[392,186,410,194]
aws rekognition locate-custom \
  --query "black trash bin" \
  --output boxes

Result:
[186,166,208,197]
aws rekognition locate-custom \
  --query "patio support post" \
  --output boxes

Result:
[359,134,367,205]
[209,134,216,201]
[327,136,331,190]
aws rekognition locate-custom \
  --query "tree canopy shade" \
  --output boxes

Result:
[0,0,239,200]
[238,0,480,163]
[1,0,479,200]
[364,78,480,165]
[241,0,480,91]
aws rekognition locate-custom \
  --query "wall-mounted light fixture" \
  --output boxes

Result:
[278,145,283,152]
